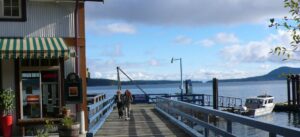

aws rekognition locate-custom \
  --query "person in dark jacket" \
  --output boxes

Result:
[115,90,123,119]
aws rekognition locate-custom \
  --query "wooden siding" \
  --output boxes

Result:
[0,1,75,37]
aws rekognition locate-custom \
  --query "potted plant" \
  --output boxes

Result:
[59,116,80,137]
[0,89,15,137]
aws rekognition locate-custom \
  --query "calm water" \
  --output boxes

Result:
[87,80,300,136]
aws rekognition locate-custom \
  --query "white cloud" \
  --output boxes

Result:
[87,22,136,35]
[87,58,164,79]
[185,69,253,81]
[196,32,239,47]
[174,35,192,45]
[101,44,124,57]
[220,30,295,63]
[196,39,215,47]
[86,0,287,26]
[260,64,270,70]
[215,33,239,44]
[105,23,136,34]
[148,59,160,66]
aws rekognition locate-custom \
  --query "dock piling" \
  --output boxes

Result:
[296,75,300,106]
[213,78,218,110]
[292,75,296,106]
[287,75,291,106]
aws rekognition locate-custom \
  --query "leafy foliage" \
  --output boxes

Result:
[61,116,74,128]
[0,89,15,115]
[269,0,300,60]
[36,120,55,137]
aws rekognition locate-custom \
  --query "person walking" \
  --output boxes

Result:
[124,89,133,120]
[115,90,123,119]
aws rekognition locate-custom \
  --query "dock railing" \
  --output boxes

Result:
[156,96,300,137]
[87,94,115,137]
[165,94,242,108]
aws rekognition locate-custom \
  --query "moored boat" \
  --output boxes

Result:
[240,94,275,117]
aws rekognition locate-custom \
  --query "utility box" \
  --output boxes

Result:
[64,73,83,104]
[185,79,193,95]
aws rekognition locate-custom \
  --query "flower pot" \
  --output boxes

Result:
[1,115,13,137]
[59,123,80,137]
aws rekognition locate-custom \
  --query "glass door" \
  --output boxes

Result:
[42,83,59,117]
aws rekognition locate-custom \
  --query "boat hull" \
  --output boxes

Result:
[246,104,275,117]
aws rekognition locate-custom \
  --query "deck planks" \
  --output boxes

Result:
[95,104,190,137]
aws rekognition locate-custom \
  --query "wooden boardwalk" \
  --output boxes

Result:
[95,104,190,137]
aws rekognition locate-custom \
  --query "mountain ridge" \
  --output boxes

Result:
[87,66,300,86]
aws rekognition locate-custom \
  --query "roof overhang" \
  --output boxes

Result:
[29,0,104,3]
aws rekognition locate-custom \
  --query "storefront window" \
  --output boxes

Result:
[22,72,41,119]
[21,71,59,119]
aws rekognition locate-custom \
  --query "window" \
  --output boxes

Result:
[0,0,26,21]
[21,71,60,119]
[268,99,273,103]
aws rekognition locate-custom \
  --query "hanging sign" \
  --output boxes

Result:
[64,73,82,104]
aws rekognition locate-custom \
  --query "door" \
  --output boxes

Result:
[42,83,59,117]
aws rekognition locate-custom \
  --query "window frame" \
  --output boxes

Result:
[0,0,26,22]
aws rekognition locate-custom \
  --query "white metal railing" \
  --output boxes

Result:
[156,97,300,137]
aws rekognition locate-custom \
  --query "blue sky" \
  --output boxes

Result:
[84,0,299,81]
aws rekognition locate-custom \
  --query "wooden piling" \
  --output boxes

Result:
[213,78,218,110]
[287,75,291,106]
[296,75,300,106]
[292,75,296,106]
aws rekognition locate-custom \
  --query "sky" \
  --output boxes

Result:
[84,0,300,82]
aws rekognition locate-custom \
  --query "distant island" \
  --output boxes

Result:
[87,79,201,86]
[87,66,300,86]
[214,66,300,83]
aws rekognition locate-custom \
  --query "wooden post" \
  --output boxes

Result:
[59,58,65,106]
[297,75,300,106]
[287,75,291,106]
[292,75,296,106]
[213,78,218,110]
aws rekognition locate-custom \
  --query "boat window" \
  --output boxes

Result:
[268,99,273,103]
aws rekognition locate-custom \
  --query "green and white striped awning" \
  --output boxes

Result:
[0,37,69,59]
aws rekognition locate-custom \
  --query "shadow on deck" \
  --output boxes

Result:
[95,104,190,137]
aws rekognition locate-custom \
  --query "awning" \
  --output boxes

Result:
[0,37,69,59]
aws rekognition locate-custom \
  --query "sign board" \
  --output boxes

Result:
[64,73,82,104]
[41,71,58,82]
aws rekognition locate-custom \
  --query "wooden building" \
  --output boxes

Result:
[0,0,102,135]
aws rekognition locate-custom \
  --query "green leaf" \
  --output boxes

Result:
[270,18,275,23]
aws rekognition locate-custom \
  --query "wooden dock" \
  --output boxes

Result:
[95,104,190,137]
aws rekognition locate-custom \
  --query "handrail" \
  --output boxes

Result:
[156,96,300,137]
[87,95,115,137]
[164,94,242,108]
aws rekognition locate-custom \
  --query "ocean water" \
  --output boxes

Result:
[87,80,300,136]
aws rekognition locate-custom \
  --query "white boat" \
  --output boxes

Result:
[241,94,275,117]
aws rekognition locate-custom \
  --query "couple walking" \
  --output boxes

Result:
[115,89,133,120]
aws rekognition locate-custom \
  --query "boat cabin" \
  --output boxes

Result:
[245,95,274,109]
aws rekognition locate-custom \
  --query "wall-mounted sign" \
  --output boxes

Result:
[64,73,82,104]
[41,71,58,82]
